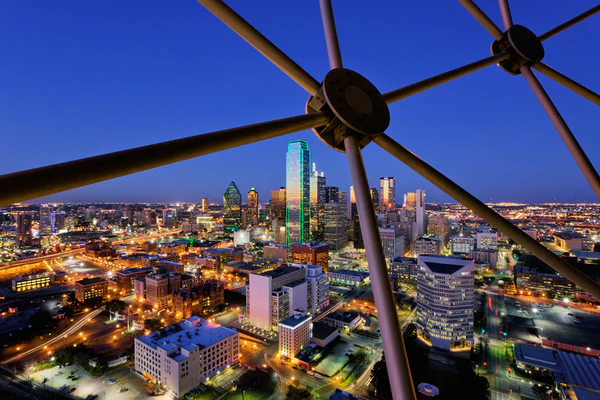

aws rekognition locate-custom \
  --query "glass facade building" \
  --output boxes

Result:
[286,141,311,246]
[247,187,259,227]
[223,181,242,232]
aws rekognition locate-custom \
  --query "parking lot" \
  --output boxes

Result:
[505,298,600,348]
[29,364,145,399]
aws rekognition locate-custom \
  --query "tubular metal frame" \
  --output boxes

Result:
[2,1,600,399]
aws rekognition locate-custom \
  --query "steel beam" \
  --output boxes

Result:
[374,133,600,302]
[539,4,600,42]
[458,0,504,40]
[498,0,513,30]
[196,0,320,94]
[0,112,330,206]
[344,134,416,400]
[382,53,509,105]
[520,66,600,200]
[319,0,343,69]
[533,63,600,107]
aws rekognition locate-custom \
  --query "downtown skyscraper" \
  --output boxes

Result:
[247,188,259,227]
[286,141,311,245]
[310,163,326,242]
[223,181,242,232]
[379,177,396,213]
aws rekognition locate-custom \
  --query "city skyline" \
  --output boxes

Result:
[2,2,599,205]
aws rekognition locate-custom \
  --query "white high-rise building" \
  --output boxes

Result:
[246,266,306,331]
[135,317,239,399]
[416,255,474,352]
[290,263,330,314]
[278,310,312,358]
[449,235,475,255]
[411,237,442,257]
[379,227,405,261]
[476,229,498,250]
[415,189,426,238]
[379,177,396,213]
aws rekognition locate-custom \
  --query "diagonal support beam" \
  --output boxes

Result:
[538,4,600,42]
[319,0,343,69]
[374,133,600,302]
[0,112,330,207]
[196,0,320,95]
[344,134,416,400]
[520,66,600,200]
[382,52,510,105]
[533,63,600,107]
[498,0,513,30]
[458,0,504,40]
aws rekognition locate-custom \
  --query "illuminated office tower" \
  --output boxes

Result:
[379,177,396,213]
[310,164,326,242]
[270,187,286,221]
[223,181,242,232]
[416,255,474,352]
[39,204,52,235]
[324,202,348,251]
[339,191,347,204]
[162,208,176,228]
[404,192,416,209]
[370,187,379,212]
[286,141,311,246]
[350,187,363,249]
[476,229,498,250]
[325,186,339,203]
[247,188,259,227]
[201,198,209,212]
[15,212,33,247]
[51,211,66,233]
[415,189,426,239]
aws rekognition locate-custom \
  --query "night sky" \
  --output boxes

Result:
[1,1,599,204]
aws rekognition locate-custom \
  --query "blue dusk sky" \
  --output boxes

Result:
[1,1,599,204]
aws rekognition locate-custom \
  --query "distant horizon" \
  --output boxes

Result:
[8,200,600,207]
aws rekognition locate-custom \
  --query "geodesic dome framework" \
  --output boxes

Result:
[1,1,599,398]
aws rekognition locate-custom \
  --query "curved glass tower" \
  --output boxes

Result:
[286,140,311,246]
[223,181,241,232]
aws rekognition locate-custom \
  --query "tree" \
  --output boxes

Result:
[144,318,162,332]
[29,311,54,332]
[106,300,126,314]
[286,384,313,400]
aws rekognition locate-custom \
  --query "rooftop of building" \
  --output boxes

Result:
[258,265,302,278]
[311,322,338,340]
[393,257,417,263]
[327,269,369,277]
[514,265,563,277]
[328,388,363,400]
[418,255,473,275]
[155,260,183,267]
[264,243,291,250]
[117,267,154,275]
[555,232,588,240]
[325,311,361,323]
[145,272,180,281]
[137,317,237,358]
[76,277,107,285]
[279,312,311,328]
[282,279,307,288]
[515,343,600,391]
[292,242,328,250]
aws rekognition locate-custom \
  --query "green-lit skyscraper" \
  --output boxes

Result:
[286,140,311,245]
[223,181,241,232]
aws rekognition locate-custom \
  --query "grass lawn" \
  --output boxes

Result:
[221,390,266,400]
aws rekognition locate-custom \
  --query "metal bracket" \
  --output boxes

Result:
[491,25,544,75]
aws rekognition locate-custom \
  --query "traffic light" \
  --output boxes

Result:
[503,332,508,337]
[483,362,487,367]
[481,329,485,333]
